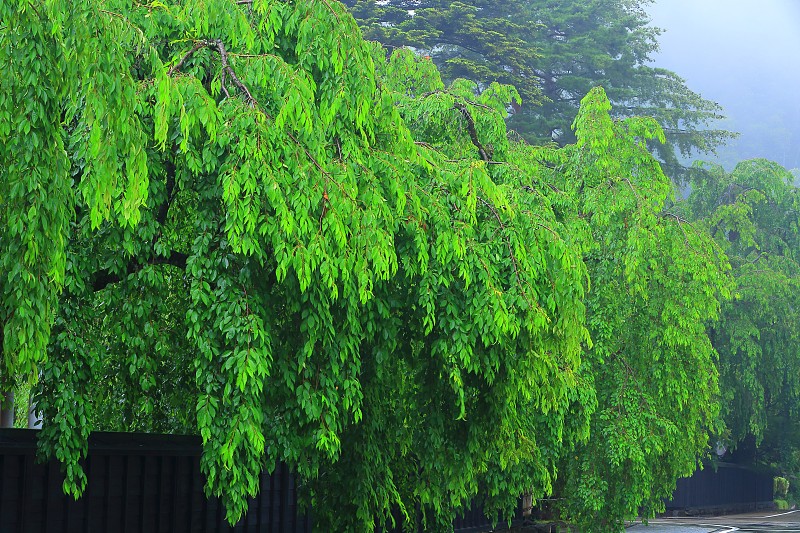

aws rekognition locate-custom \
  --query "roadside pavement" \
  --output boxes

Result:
[628,509,800,532]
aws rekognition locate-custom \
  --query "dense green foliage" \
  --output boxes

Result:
[3,0,589,527]
[345,0,542,105]
[683,160,800,476]
[521,89,730,530]
[2,0,789,531]
[344,0,735,179]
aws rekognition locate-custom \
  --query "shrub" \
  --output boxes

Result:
[775,477,790,499]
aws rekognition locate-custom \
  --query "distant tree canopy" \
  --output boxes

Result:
[345,0,543,104]
[344,0,736,180]
[0,0,765,532]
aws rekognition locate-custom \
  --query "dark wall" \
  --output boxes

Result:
[666,462,774,511]
[0,430,518,533]
[0,429,312,533]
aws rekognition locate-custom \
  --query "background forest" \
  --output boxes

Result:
[1,0,798,531]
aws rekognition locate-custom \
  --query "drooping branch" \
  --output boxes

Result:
[169,38,343,183]
[91,251,188,292]
[210,39,257,107]
[168,39,257,107]
[453,101,490,162]
[168,41,206,76]
[478,196,532,300]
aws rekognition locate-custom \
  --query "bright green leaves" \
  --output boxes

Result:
[0,0,74,392]
[572,87,615,152]
[180,0,255,51]
[187,250,272,523]
[541,87,732,531]
[67,3,158,229]
[374,46,446,99]
[303,45,592,531]
[2,1,742,531]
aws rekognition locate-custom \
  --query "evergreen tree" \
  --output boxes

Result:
[345,0,736,180]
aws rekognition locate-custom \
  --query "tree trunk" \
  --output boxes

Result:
[0,390,14,428]
[522,492,533,517]
[27,393,42,429]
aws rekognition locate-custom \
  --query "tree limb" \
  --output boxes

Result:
[453,101,490,162]
[209,39,257,107]
[168,41,206,76]
[91,251,188,292]
[168,39,257,107]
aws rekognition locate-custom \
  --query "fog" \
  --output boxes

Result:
[647,0,800,171]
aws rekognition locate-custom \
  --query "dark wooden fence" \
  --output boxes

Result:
[0,429,312,533]
[2,429,779,531]
[0,429,521,533]
[665,462,774,512]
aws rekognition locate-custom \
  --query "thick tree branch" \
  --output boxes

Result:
[210,39,257,107]
[453,101,490,162]
[91,251,188,292]
[168,41,206,76]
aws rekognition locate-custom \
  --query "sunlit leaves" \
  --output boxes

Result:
[544,88,731,532]
[2,2,738,532]
[303,46,591,531]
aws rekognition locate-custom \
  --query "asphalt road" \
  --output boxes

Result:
[628,510,800,532]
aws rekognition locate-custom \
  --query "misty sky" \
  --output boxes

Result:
[646,0,800,170]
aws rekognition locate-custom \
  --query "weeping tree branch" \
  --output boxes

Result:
[168,41,206,76]
[91,251,189,293]
[169,38,339,181]
[168,39,257,106]
[454,101,490,162]
[210,39,257,106]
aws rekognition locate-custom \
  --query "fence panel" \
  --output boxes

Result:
[1,429,529,532]
[666,462,774,511]
[0,429,312,533]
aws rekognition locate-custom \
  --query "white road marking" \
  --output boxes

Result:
[731,530,800,532]
[759,509,800,518]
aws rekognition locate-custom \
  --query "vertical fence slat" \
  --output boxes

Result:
[0,455,5,532]
[198,458,209,533]
[82,455,91,533]
[215,491,224,533]
[102,454,111,533]
[257,469,266,532]
[185,455,195,533]
[40,455,51,533]
[45,460,61,533]
[140,454,149,533]
[1,455,18,532]
[171,455,180,533]
[156,455,165,533]
[121,454,130,533]
[17,452,29,533]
